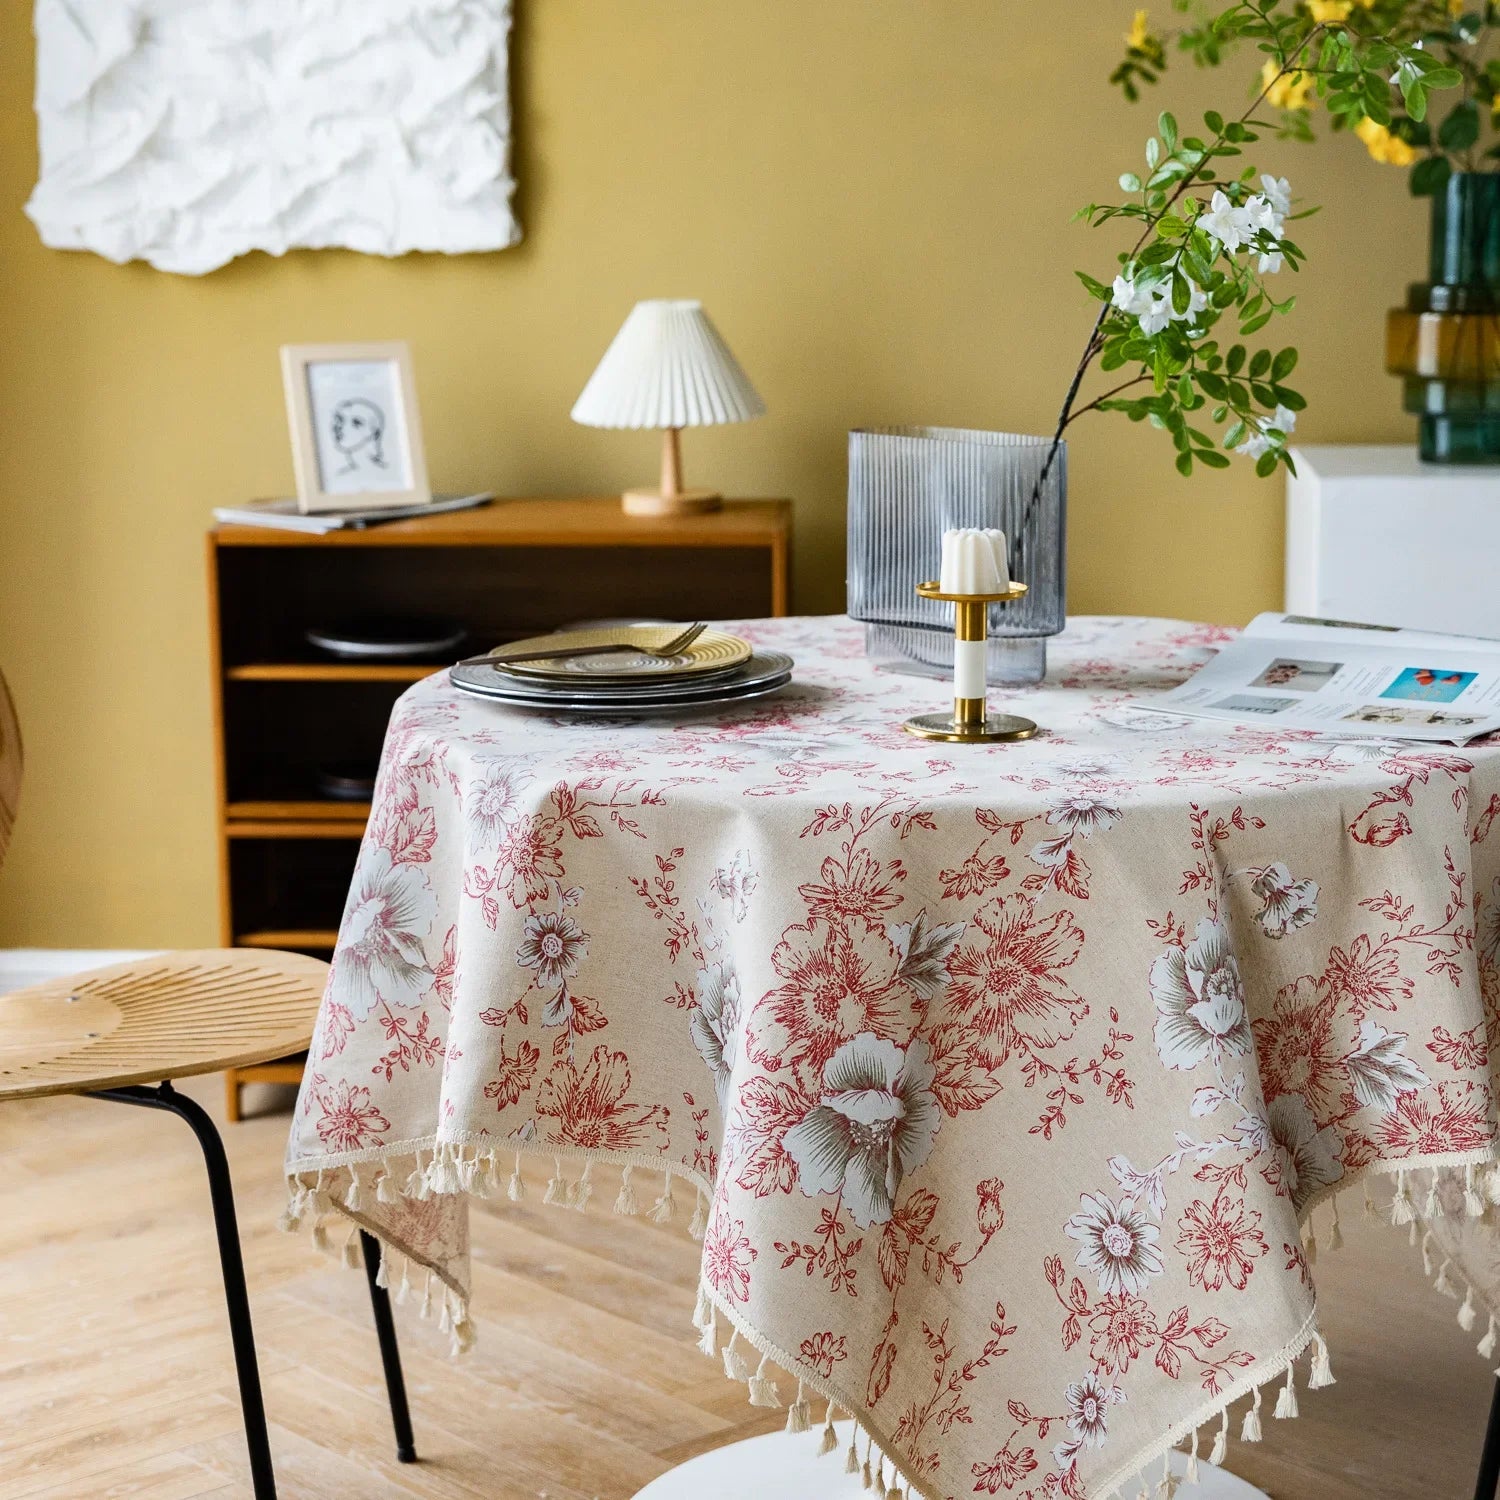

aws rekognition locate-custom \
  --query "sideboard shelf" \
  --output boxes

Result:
[226,662,443,683]
[208,495,792,1120]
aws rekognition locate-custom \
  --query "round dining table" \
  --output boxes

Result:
[283,613,1500,1500]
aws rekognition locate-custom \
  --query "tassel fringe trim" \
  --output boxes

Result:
[282,1147,1499,1500]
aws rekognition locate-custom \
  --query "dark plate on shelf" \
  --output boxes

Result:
[306,615,468,661]
[315,763,380,801]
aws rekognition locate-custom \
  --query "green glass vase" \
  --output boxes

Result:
[1386,171,1500,463]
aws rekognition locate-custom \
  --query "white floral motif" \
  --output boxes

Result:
[1344,1020,1430,1112]
[1150,919,1251,1070]
[784,1034,941,1229]
[691,960,742,1106]
[1064,1370,1119,1451]
[1065,1192,1164,1295]
[329,849,438,1019]
[1250,862,1319,938]
[1047,795,1122,836]
[515,911,587,989]
[1264,1094,1344,1210]
[466,760,530,848]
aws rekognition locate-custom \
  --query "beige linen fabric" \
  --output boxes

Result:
[285,615,1500,1500]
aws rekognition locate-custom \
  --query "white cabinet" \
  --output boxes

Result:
[1285,445,1500,638]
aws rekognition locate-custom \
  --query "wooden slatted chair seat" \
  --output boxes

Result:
[0,948,327,1101]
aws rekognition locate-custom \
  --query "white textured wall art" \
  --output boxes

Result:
[25,0,520,276]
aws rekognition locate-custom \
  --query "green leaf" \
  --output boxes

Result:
[1076,271,1112,301]
[1196,449,1231,469]
[1271,347,1298,381]
[1240,312,1273,336]
[1159,111,1179,152]
[1438,99,1479,151]
[1176,450,1195,477]
[1411,155,1453,197]
[1249,349,1271,380]
[1255,450,1278,478]
[1204,109,1224,135]
[1120,172,1143,193]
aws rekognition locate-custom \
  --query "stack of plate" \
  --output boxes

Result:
[449,625,792,714]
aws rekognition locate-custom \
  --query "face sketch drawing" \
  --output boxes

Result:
[330,397,388,474]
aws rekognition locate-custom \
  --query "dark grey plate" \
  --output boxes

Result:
[450,651,794,705]
[450,664,793,714]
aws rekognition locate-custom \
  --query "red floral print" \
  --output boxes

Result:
[798,1329,848,1376]
[1322,933,1413,1017]
[945,894,1087,1069]
[754,918,913,1075]
[484,1039,541,1110]
[494,815,565,907]
[972,1439,1039,1493]
[1088,1293,1158,1375]
[1176,1194,1269,1292]
[535,1045,667,1150]
[1252,980,1340,1111]
[1378,1082,1495,1155]
[703,1203,756,1304]
[313,1078,390,1151]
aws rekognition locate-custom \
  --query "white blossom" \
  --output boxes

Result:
[1234,404,1297,460]
[1392,58,1422,90]
[1197,190,1253,253]
[1260,174,1292,219]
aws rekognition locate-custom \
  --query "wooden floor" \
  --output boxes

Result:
[0,1076,1494,1500]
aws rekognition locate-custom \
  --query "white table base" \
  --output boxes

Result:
[631,1428,1270,1499]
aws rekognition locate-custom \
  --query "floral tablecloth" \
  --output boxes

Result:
[284,614,1500,1500]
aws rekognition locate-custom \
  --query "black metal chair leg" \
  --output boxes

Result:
[360,1231,418,1462]
[1475,1376,1500,1500]
[90,1082,277,1500]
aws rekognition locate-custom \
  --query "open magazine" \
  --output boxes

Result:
[1143,613,1500,744]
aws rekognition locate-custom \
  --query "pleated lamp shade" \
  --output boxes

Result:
[571,299,766,517]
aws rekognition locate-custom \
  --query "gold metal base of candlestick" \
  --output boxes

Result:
[904,712,1038,743]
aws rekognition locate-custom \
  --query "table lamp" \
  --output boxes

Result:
[571,299,766,517]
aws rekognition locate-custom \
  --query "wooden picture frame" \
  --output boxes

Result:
[280,342,431,514]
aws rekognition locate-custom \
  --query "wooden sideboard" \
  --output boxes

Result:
[207,496,791,1117]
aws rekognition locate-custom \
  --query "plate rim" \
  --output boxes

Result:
[451,674,793,714]
[450,652,794,703]
[484,627,753,681]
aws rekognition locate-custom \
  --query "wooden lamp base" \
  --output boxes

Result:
[622,427,725,518]
[623,486,722,518]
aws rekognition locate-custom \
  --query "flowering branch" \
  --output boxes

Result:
[1032,2,1469,507]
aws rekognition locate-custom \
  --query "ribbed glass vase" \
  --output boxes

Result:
[1386,172,1500,463]
[846,426,1067,684]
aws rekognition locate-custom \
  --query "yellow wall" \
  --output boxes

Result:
[0,1,1427,946]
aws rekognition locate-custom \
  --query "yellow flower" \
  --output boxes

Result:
[1356,115,1419,166]
[1307,0,1374,17]
[1260,58,1317,110]
[1126,8,1150,48]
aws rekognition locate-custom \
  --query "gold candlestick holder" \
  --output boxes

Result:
[903,580,1039,744]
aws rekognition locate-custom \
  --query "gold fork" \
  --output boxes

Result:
[459,621,707,669]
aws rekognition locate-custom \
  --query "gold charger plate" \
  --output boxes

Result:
[492,626,753,682]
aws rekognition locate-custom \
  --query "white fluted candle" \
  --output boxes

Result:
[938,529,1009,701]
[939,529,1009,593]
